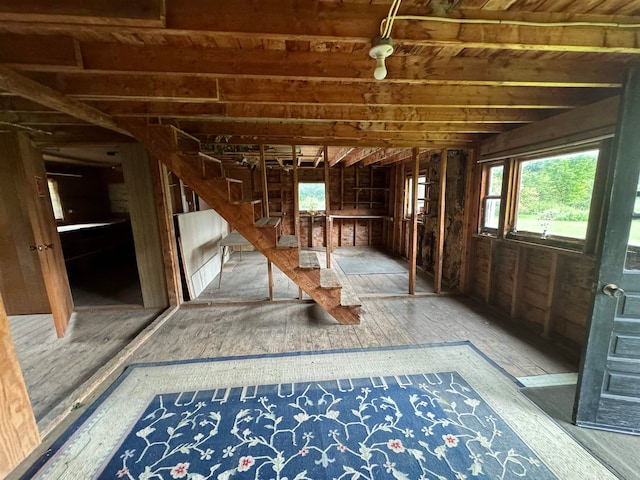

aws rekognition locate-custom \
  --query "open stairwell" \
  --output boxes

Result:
[124,122,361,325]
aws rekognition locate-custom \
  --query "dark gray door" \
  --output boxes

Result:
[574,67,640,434]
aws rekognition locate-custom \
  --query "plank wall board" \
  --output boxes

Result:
[8,308,161,429]
[0,133,49,314]
[176,209,228,298]
[0,293,39,478]
[469,234,598,347]
[121,144,168,308]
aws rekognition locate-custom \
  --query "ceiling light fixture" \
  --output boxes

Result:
[369,36,394,80]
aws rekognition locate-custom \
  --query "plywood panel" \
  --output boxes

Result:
[0,293,39,478]
[0,133,49,315]
[177,209,228,298]
[121,144,169,308]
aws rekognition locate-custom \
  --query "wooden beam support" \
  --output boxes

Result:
[88,101,558,124]
[480,96,619,161]
[2,2,640,53]
[434,149,448,294]
[31,41,621,87]
[0,66,130,136]
[0,0,165,27]
[409,147,419,295]
[149,160,183,307]
[0,292,40,478]
[179,121,478,143]
[459,149,480,294]
[324,146,332,269]
[24,73,604,109]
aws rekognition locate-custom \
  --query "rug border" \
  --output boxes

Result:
[20,341,522,479]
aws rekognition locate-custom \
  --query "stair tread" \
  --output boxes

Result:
[211,177,242,184]
[277,235,298,248]
[197,152,222,164]
[320,268,342,289]
[340,282,362,307]
[230,198,262,205]
[299,250,320,270]
[256,217,282,227]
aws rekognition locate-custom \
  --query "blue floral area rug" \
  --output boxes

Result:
[26,343,616,480]
[100,373,552,480]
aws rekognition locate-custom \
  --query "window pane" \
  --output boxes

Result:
[488,165,503,196]
[625,174,640,270]
[484,198,501,229]
[298,183,326,211]
[47,178,65,221]
[515,150,598,239]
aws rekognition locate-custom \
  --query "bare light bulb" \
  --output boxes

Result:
[369,38,394,81]
[373,56,388,80]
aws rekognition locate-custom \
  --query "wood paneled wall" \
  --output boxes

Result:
[469,236,595,346]
[255,164,391,248]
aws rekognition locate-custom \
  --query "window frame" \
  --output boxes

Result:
[479,162,505,235]
[477,145,604,252]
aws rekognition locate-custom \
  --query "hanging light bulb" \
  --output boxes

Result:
[369,37,394,80]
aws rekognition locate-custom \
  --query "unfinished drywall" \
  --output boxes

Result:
[176,209,229,299]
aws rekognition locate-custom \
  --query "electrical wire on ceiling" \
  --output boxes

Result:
[379,5,640,37]
[381,0,403,39]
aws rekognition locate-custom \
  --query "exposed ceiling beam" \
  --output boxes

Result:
[359,148,409,166]
[0,0,165,27]
[176,120,479,143]
[0,65,130,136]
[328,147,355,167]
[85,102,560,124]
[0,39,623,87]
[2,1,638,54]
[21,72,607,108]
[341,148,383,167]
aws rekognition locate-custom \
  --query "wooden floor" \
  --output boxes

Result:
[8,247,584,478]
[8,308,161,426]
[195,246,437,303]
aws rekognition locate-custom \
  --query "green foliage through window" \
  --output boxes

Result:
[299,183,326,211]
[515,150,598,239]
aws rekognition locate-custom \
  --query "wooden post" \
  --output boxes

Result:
[259,144,269,217]
[459,148,479,294]
[121,144,169,308]
[434,149,448,294]
[324,146,332,268]
[149,160,183,306]
[292,145,302,299]
[0,292,40,478]
[260,144,274,299]
[409,147,419,295]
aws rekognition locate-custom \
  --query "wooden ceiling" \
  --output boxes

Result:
[0,0,638,167]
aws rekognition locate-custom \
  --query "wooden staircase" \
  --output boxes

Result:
[125,122,361,325]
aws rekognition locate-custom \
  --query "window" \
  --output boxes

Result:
[481,164,503,232]
[47,178,65,221]
[298,183,325,211]
[513,149,598,240]
[405,174,427,218]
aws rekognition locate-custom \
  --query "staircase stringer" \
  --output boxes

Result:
[124,122,360,325]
